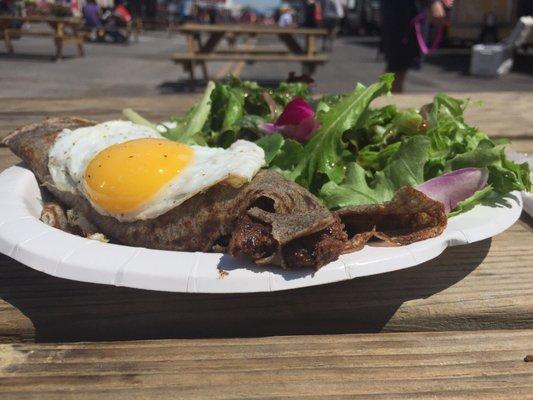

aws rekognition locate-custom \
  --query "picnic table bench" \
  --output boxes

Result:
[0,15,85,61]
[173,23,330,87]
[0,92,532,398]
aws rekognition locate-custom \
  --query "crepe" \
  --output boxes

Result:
[4,118,447,270]
[3,118,347,269]
[337,187,447,251]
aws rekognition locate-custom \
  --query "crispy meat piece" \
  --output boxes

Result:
[229,213,347,269]
[281,214,347,269]
[228,215,277,261]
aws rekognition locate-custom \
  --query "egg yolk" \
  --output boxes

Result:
[84,138,193,214]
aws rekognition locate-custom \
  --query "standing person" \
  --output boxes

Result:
[380,0,448,93]
[302,0,320,28]
[321,0,344,51]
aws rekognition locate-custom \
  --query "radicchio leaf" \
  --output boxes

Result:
[275,98,315,126]
[259,98,319,142]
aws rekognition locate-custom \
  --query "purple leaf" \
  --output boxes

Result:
[275,98,315,126]
[416,167,489,213]
[279,116,320,142]
[259,98,320,142]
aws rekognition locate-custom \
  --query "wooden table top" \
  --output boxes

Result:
[0,15,82,25]
[178,23,329,36]
[0,94,532,399]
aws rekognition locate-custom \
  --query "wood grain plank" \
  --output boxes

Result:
[0,330,532,399]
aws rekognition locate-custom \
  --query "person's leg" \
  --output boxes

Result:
[381,0,420,93]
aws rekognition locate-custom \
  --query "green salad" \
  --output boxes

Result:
[125,74,531,215]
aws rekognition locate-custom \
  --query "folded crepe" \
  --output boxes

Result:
[3,118,347,269]
[4,118,447,270]
[336,186,447,252]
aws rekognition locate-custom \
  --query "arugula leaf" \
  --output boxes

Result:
[448,186,493,217]
[270,139,304,171]
[378,135,430,188]
[122,108,158,131]
[255,134,285,164]
[320,163,390,208]
[289,74,394,191]
[356,142,401,171]
[255,134,304,170]
[163,81,215,144]
[319,135,430,208]
[208,82,245,132]
[445,140,501,170]
[427,93,467,126]
[489,157,532,193]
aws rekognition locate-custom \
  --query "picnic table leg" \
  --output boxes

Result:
[189,60,196,91]
[306,35,316,56]
[76,36,85,57]
[278,33,304,54]
[54,38,63,61]
[200,61,209,82]
[55,22,64,61]
[4,29,14,54]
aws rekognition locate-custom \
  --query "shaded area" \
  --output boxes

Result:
[0,239,489,342]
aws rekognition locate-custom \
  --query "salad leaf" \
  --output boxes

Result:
[356,142,401,171]
[448,186,493,217]
[289,73,394,191]
[320,162,388,208]
[255,133,284,164]
[270,139,304,171]
[122,76,530,217]
[489,156,532,193]
[208,82,245,132]
[320,135,430,208]
[255,134,304,170]
[163,81,215,144]
[122,108,158,131]
[445,140,501,170]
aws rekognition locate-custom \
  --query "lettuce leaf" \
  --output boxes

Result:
[163,81,215,144]
[255,133,304,171]
[448,186,493,217]
[320,135,430,208]
[289,73,394,191]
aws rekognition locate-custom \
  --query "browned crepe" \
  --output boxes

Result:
[3,117,347,269]
[336,187,447,249]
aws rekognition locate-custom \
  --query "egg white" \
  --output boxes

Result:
[48,120,265,222]
[48,120,162,194]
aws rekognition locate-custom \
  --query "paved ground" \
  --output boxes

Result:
[0,31,532,97]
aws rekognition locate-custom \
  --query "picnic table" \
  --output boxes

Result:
[0,93,532,399]
[172,23,330,87]
[0,15,85,61]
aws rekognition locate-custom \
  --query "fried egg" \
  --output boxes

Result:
[48,120,265,221]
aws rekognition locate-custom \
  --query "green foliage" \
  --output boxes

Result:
[123,76,531,215]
